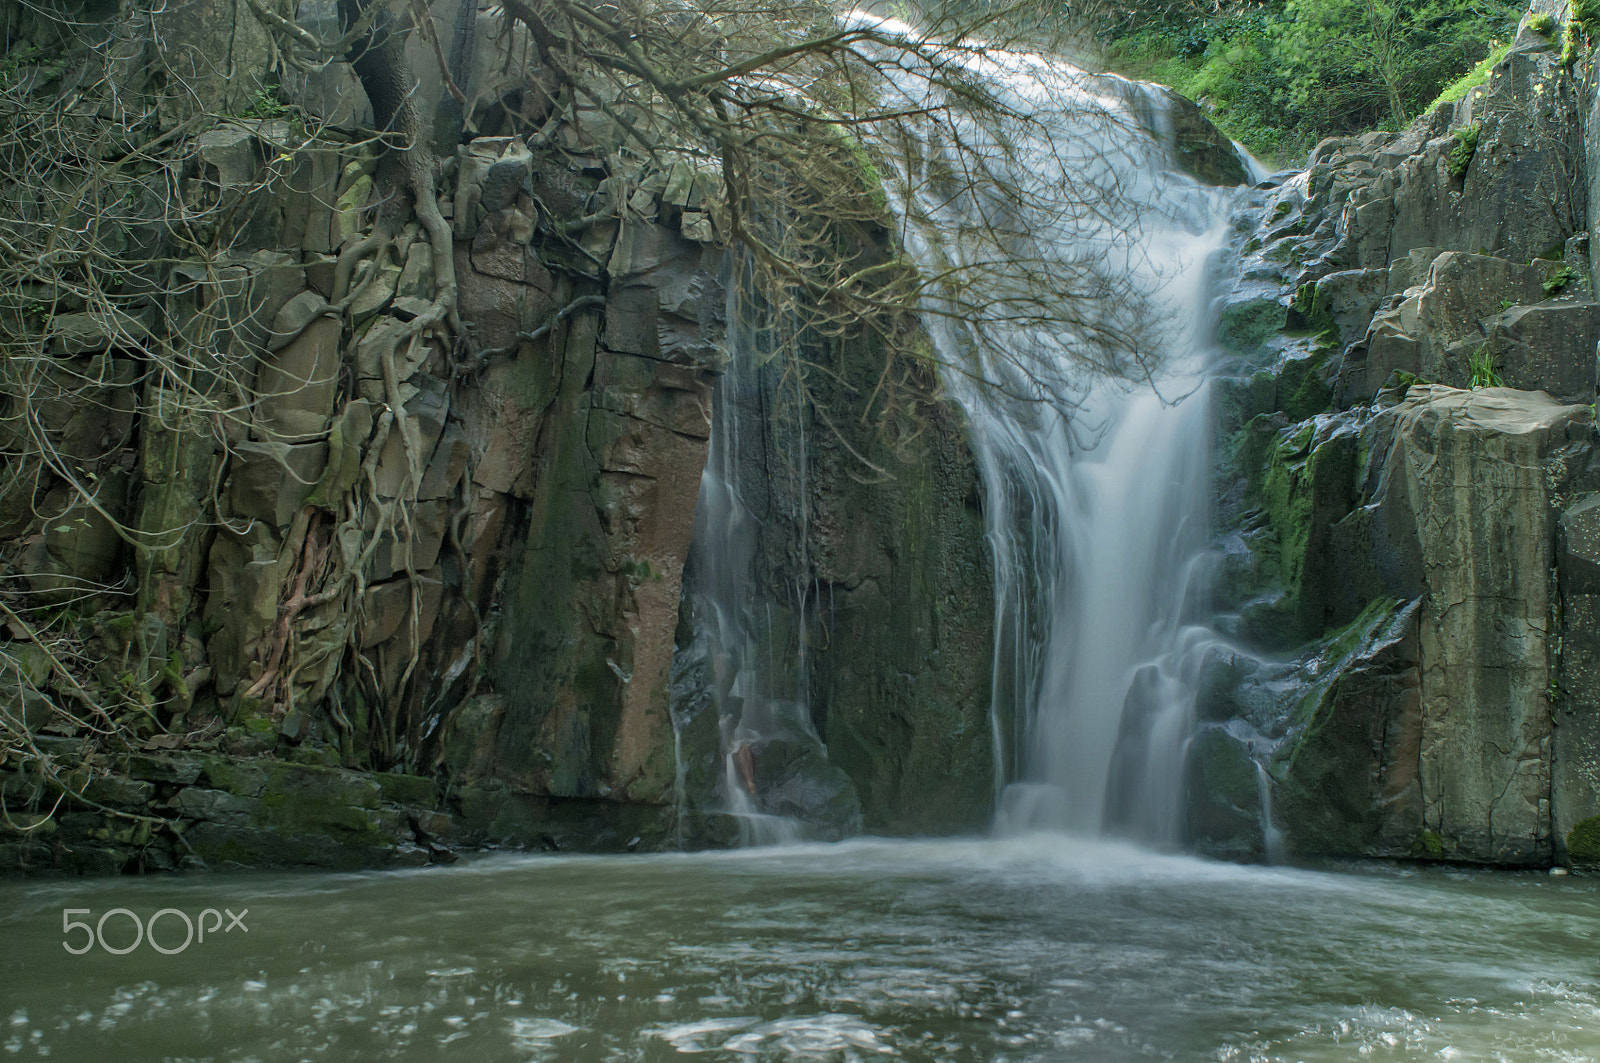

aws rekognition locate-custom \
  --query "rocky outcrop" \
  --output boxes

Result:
[1201,1,1600,866]
[0,0,726,869]
[1388,388,1588,862]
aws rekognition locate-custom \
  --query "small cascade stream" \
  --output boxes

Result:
[675,261,859,845]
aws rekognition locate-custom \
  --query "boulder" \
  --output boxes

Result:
[1273,599,1425,859]
[1309,268,1389,349]
[195,126,258,189]
[227,439,329,529]
[255,314,341,442]
[48,309,149,355]
[1185,724,1266,861]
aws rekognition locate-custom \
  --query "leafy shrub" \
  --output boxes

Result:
[1543,265,1575,296]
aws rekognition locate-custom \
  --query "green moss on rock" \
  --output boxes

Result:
[375,772,439,808]
[1217,297,1288,359]
[1567,815,1600,865]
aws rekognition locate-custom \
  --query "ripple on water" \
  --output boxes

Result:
[651,1013,892,1057]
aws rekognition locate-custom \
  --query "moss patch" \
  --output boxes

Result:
[1217,297,1288,359]
[1567,815,1600,864]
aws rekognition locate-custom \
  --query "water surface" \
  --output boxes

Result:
[2,836,1597,1061]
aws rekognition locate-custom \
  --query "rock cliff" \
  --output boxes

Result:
[0,0,992,871]
[1200,0,1600,867]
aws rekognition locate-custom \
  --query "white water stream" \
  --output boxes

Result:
[861,15,1248,840]
[680,268,814,845]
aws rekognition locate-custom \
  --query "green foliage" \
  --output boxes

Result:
[239,87,286,119]
[1425,40,1510,113]
[1448,122,1480,178]
[1277,0,1512,129]
[1562,18,1582,65]
[1543,265,1576,296]
[1529,12,1555,34]
[1468,346,1503,388]
[1103,0,1517,164]
[1109,12,1297,158]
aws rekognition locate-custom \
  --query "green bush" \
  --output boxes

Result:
[1563,18,1586,65]
[1543,265,1576,296]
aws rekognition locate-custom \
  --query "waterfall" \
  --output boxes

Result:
[860,15,1250,841]
[676,14,1253,846]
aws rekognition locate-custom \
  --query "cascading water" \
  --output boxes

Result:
[675,258,860,846]
[859,15,1252,841]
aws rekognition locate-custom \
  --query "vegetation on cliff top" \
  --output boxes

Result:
[1092,0,1520,162]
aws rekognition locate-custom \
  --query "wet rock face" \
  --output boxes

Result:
[1185,724,1267,861]
[1156,89,1250,187]
[1201,9,1600,866]
[807,377,994,835]
[1272,600,1424,860]
[669,328,994,842]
